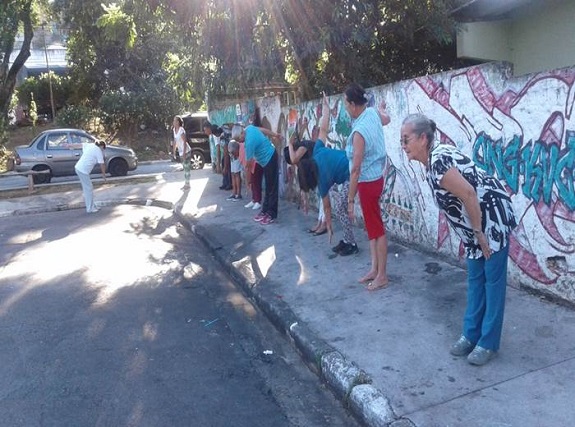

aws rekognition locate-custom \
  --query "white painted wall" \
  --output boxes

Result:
[510,0,575,75]
[457,0,575,75]
[457,22,510,63]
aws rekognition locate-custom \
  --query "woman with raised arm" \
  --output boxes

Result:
[344,83,391,290]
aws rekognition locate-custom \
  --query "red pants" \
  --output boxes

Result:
[358,177,385,240]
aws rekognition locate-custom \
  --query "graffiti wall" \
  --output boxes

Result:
[208,99,256,128]
[381,62,575,303]
[210,61,575,304]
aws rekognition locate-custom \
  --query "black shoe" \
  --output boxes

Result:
[338,242,359,256]
[219,185,226,190]
[332,240,347,253]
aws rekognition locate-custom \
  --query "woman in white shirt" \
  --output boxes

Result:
[173,115,190,190]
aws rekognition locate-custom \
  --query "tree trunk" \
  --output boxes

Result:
[0,0,34,127]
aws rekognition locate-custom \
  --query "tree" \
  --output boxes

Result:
[55,0,469,113]
[53,0,199,134]
[0,0,35,140]
[271,0,466,98]
[144,0,467,103]
[16,72,72,116]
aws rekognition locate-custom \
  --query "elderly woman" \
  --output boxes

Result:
[400,113,517,366]
[231,123,281,225]
[344,83,391,291]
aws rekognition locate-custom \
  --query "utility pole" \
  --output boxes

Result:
[41,22,56,121]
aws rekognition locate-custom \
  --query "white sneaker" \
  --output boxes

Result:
[244,201,255,208]
[252,202,261,210]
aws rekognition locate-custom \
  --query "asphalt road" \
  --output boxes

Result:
[0,205,358,427]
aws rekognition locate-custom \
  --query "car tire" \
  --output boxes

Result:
[32,166,52,184]
[108,158,129,177]
[190,151,205,170]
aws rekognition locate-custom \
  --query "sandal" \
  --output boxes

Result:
[313,228,327,236]
[366,281,388,291]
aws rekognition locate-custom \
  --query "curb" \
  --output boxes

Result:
[0,174,159,201]
[0,197,173,218]
[175,209,409,427]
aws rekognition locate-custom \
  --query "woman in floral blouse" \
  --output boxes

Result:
[400,113,517,366]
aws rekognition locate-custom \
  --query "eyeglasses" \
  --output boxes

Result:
[400,135,415,146]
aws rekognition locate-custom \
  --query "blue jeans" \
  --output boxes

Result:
[464,244,509,352]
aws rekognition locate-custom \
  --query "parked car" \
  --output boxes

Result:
[12,128,138,184]
[180,112,211,170]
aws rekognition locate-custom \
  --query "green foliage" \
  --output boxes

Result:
[97,3,137,49]
[16,72,72,116]
[53,0,469,117]
[125,0,466,104]
[55,105,93,128]
[98,80,182,135]
[98,90,139,134]
[54,0,198,108]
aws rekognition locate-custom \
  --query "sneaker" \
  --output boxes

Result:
[245,201,255,208]
[226,194,236,201]
[260,214,275,225]
[235,194,243,200]
[450,335,475,356]
[332,240,347,253]
[338,242,359,256]
[252,202,262,210]
[88,208,100,213]
[467,346,496,366]
[254,211,267,222]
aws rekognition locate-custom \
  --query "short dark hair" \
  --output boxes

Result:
[344,82,368,105]
[95,140,106,149]
[212,125,223,137]
[297,158,319,192]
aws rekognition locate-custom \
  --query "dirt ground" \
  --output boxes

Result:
[0,123,171,173]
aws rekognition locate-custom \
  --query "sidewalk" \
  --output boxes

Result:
[1,169,574,427]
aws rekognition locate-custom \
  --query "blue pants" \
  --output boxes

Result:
[464,244,509,352]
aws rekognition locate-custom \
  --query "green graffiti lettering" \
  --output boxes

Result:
[473,131,575,210]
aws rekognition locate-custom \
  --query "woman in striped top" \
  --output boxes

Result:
[344,83,391,291]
